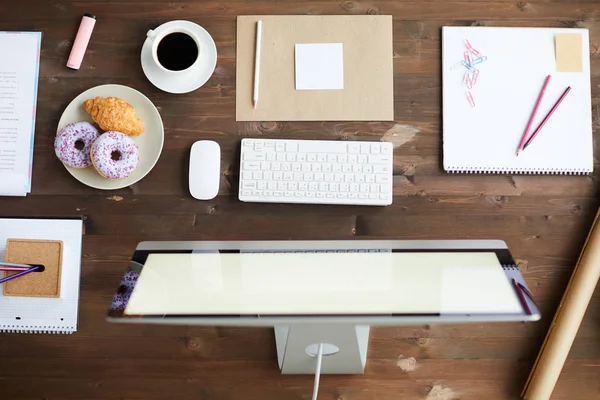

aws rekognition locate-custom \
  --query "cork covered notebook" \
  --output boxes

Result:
[3,239,63,297]
[0,217,83,334]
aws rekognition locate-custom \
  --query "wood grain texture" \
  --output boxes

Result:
[1,0,600,399]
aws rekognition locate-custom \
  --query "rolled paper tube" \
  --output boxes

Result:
[522,207,600,399]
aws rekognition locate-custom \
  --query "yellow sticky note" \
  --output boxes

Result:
[555,33,583,72]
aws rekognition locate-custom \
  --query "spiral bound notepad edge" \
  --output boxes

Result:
[445,167,593,175]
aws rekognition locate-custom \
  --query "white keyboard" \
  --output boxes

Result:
[238,139,393,206]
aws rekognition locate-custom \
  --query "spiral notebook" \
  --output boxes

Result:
[442,27,593,174]
[0,217,83,334]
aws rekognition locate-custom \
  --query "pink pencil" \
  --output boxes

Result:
[516,75,552,156]
[0,267,32,272]
[522,86,571,151]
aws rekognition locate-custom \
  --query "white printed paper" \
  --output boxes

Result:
[0,32,41,195]
[295,43,344,90]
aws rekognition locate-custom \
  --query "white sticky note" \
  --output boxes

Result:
[295,43,344,90]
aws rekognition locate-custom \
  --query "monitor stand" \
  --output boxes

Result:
[274,324,370,374]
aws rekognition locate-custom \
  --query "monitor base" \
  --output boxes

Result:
[274,324,370,374]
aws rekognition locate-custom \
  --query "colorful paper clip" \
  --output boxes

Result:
[465,39,482,57]
[460,60,476,73]
[473,56,488,65]
[466,91,476,108]
[464,51,472,66]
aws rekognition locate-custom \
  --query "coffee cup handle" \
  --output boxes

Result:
[147,29,157,41]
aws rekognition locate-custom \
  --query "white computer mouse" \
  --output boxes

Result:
[189,140,221,200]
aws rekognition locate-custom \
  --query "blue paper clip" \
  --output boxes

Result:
[473,56,488,65]
[460,60,476,73]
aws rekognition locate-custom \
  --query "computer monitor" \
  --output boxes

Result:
[107,240,539,377]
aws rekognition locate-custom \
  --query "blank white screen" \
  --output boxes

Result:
[124,252,522,316]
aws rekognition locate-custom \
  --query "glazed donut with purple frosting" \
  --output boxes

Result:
[91,130,139,179]
[54,122,99,168]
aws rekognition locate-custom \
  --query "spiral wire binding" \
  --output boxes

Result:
[1,325,75,334]
[445,167,592,175]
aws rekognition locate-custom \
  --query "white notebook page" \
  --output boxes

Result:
[442,27,592,174]
[0,32,41,195]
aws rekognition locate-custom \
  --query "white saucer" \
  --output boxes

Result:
[141,21,217,94]
[57,84,164,190]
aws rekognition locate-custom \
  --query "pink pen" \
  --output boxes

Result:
[67,13,97,70]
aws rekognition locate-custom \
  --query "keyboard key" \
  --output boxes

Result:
[312,163,322,172]
[244,162,260,170]
[309,182,318,191]
[286,142,298,152]
[333,164,342,172]
[369,155,391,164]
[349,193,358,199]
[243,140,253,147]
[277,153,286,161]
[292,163,301,171]
[258,181,267,189]
[263,171,273,180]
[276,142,285,152]
[364,165,373,174]
[344,174,354,183]
[242,190,251,196]
[356,174,365,183]
[350,183,359,192]
[322,163,332,172]
[330,183,340,191]
[268,181,277,190]
[360,143,370,154]
[370,184,379,193]
[265,141,275,147]
[253,171,262,179]
[287,153,297,162]
[242,182,256,189]
[359,193,368,199]
[289,182,298,191]
[376,175,390,184]
[306,192,315,198]
[299,141,347,153]
[314,173,323,182]
[272,162,281,171]
[245,152,265,161]
[267,153,276,161]
[381,144,392,155]
[317,154,327,162]
[371,144,380,154]
[252,190,261,196]
[337,193,348,198]
[342,164,352,173]
[308,154,317,162]
[254,142,263,151]
[352,164,362,173]
[374,165,390,174]
[297,153,307,162]
[380,194,389,200]
[242,171,252,179]
[348,143,359,153]
[299,182,308,191]
[340,183,349,192]
[319,182,328,191]
[338,154,347,163]
[293,172,303,181]
[282,163,291,171]
[274,171,283,181]
[285,191,293,197]
[317,192,326,198]
[360,184,369,192]
[366,175,375,183]
[324,173,334,182]
[304,172,314,181]
[273,191,283,196]
[278,182,287,190]
[369,193,378,199]
[327,193,335,198]
[294,192,303,197]
[327,154,337,163]
[349,154,358,163]
[334,173,344,182]
[284,172,293,181]
[261,162,270,170]
[302,163,311,172]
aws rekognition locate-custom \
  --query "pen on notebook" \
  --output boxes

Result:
[253,20,262,109]
[512,278,532,315]
[0,265,42,285]
[516,75,551,157]
[522,86,571,151]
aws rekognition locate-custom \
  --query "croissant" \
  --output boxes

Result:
[83,96,144,136]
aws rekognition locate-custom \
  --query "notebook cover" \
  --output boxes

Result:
[236,15,394,121]
[3,239,63,298]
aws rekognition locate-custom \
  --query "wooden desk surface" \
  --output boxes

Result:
[1,1,599,399]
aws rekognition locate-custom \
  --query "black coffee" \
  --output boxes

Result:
[156,32,199,71]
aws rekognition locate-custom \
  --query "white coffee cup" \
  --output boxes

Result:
[146,21,201,74]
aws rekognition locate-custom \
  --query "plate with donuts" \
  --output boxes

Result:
[56,84,164,190]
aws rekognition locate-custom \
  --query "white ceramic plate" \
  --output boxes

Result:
[141,20,217,94]
[57,84,164,190]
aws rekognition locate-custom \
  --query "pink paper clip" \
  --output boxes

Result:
[471,69,480,87]
[465,39,482,57]
[466,91,476,108]
[464,72,473,89]
[464,51,472,66]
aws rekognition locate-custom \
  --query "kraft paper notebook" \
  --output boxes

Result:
[236,15,394,121]
[0,217,83,334]
[442,27,593,174]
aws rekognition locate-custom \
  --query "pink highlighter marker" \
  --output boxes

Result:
[67,13,96,70]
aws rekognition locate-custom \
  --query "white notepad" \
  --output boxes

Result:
[442,27,593,174]
[0,218,83,334]
[0,32,42,195]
